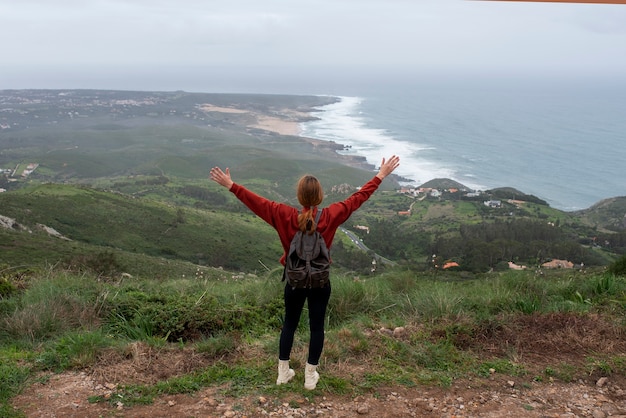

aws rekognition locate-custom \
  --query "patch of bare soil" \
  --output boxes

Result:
[11,313,626,417]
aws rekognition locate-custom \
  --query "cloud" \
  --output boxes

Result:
[2,0,625,91]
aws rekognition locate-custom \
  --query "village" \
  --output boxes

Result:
[398,185,506,212]
[0,162,40,193]
[393,184,579,272]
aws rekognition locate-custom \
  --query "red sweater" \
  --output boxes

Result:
[229,176,383,265]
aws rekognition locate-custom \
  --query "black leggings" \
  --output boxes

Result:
[279,283,331,365]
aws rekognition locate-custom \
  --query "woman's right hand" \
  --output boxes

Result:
[376,155,400,180]
[210,166,234,189]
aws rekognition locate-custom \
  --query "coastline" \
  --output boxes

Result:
[201,102,378,173]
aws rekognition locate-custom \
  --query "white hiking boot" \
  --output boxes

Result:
[276,359,295,385]
[304,362,319,390]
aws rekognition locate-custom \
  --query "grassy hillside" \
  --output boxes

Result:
[1,264,625,417]
[1,179,620,278]
[575,197,626,232]
[0,183,286,272]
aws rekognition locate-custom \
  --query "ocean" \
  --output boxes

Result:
[298,77,626,212]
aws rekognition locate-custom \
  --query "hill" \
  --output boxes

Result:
[419,178,471,191]
[485,187,548,205]
[575,196,626,233]
[0,183,284,273]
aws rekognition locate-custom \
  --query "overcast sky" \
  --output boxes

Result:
[2,0,626,94]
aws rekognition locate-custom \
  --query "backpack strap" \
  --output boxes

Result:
[314,208,322,229]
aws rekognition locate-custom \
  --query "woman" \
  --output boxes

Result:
[210,155,400,390]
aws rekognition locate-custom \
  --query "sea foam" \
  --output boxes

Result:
[300,96,460,188]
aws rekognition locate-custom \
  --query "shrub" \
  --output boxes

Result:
[607,254,626,277]
[36,330,111,371]
[0,279,16,299]
[1,272,102,342]
[105,289,283,342]
[63,251,122,278]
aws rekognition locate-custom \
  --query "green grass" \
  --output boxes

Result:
[0,347,31,418]
[0,183,284,272]
[2,265,626,414]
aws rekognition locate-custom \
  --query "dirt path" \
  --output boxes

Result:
[12,365,626,417]
[12,313,626,417]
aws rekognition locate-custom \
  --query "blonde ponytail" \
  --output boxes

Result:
[297,210,317,234]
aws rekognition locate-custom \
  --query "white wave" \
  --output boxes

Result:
[300,97,461,187]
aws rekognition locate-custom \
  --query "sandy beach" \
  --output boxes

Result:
[198,104,302,136]
[251,115,301,136]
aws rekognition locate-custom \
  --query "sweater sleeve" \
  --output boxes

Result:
[320,176,382,247]
[330,176,381,223]
[229,183,292,229]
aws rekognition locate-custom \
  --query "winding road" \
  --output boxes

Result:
[340,227,396,266]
